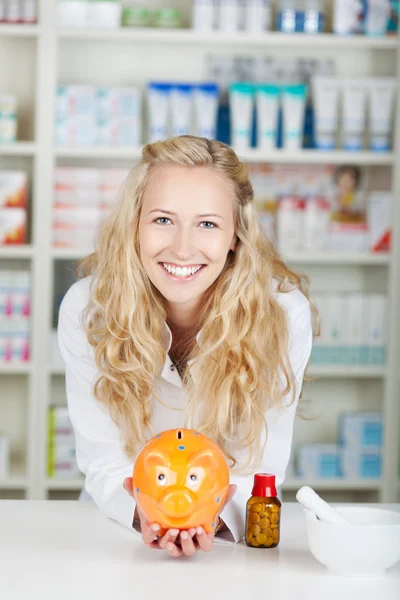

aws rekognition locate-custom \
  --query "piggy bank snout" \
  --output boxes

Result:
[161,488,195,518]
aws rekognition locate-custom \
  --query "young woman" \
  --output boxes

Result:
[58,135,316,558]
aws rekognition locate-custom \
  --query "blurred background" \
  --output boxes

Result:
[0,0,399,505]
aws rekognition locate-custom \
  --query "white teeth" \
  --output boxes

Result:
[162,263,202,278]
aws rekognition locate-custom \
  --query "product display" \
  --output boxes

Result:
[0,94,17,143]
[245,473,281,548]
[0,171,28,245]
[296,411,383,480]
[48,406,80,478]
[147,81,219,143]
[53,166,128,248]
[58,0,182,29]
[55,85,141,147]
[192,0,272,33]
[311,293,387,366]
[0,0,37,22]
[0,270,30,363]
[251,163,391,254]
[277,0,325,33]
[132,428,230,533]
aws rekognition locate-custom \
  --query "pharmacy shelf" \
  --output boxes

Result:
[50,364,387,379]
[285,252,391,265]
[0,245,34,259]
[307,366,387,378]
[0,363,32,374]
[54,146,395,165]
[0,142,37,156]
[49,365,65,375]
[240,149,395,165]
[2,0,398,505]
[0,24,40,38]
[46,478,84,491]
[0,476,28,490]
[51,248,391,265]
[52,248,92,260]
[283,479,382,491]
[58,28,398,50]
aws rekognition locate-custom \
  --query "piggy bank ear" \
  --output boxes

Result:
[144,450,170,471]
[190,449,219,472]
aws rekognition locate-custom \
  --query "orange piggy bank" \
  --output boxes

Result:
[132,428,230,533]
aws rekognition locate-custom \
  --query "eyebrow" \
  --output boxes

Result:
[149,209,224,220]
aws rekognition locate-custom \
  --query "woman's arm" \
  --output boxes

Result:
[216,289,313,544]
[58,281,137,530]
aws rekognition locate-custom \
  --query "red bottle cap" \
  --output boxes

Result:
[251,473,277,498]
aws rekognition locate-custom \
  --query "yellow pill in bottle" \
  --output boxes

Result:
[245,473,281,549]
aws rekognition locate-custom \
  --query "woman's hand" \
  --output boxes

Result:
[123,477,236,557]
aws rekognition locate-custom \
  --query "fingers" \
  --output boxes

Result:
[158,528,180,550]
[179,531,198,557]
[123,477,134,497]
[221,484,237,511]
[194,527,213,552]
[142,522,161,545]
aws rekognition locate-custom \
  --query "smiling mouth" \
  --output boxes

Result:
[159,262,206,280]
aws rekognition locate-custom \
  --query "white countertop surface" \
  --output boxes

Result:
[0,501,399,600]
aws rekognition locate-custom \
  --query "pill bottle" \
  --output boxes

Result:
[245,472,281,548]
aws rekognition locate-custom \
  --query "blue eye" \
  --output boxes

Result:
[200,221,216,229]
[155,217,171,225]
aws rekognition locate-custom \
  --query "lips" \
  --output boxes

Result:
[159,263,206,281]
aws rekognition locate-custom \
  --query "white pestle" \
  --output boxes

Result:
[296,486,350,525]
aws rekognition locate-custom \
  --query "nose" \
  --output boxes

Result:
[170,226,196,262]
[161,489,194,518]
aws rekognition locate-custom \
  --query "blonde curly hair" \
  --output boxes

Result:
[77,135,317,474]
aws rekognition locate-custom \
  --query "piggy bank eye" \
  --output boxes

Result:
[157,473,167,486]
[186,468,204,490]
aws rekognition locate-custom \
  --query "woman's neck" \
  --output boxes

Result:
[165,300,201,332]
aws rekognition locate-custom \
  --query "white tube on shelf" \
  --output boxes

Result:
[86,1,122,29]
[147,83,171,143]
[170,84,193,137]
[245,0,271,32]
[255,84,280,150]
[281,84,307,151]
[57,0,87,28]
[192,0,217,31]
[341,78,367,151]
[367,77,396,152]
[193,83,219,139]
[218,0,245,32]
[229,82,254,150]
[312,77,339,150]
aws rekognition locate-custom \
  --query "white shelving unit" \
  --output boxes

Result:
[0,0,399,503]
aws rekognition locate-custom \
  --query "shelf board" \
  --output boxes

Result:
[51,364,387,379]
[52,248,93,260]
[0,476,28,490]
[0,24,40,37]
[0,245,34,259]
[49,365,65,375]
[58,28,398,49]
[55,146,394,165]
[307,366,387,378]
[283,479,382,491]
[46,478,84,491]
[0,142,36,156]
[285,252,391,265]
[0,363,32,374]
[51,248,391,265]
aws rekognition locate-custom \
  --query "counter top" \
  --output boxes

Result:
[0,501,399,600]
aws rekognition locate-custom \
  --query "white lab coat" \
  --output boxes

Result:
[58,275,312,543]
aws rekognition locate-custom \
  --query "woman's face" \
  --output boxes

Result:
[138,165,237,312]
